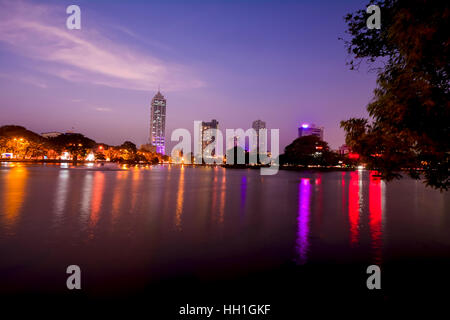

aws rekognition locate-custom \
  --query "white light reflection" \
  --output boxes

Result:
[53,169,70,226]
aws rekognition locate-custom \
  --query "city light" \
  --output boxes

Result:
[301,124,309,128]
[85,153,95,161]
[61,152,70,160]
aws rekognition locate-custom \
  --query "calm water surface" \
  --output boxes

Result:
[0,163,449,296]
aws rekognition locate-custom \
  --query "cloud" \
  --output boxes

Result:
[94,107,112,112]
[0,72,48,88]
[112,25,173,52]
[0,0,204,92]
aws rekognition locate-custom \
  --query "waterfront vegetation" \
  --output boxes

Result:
[0,123,361,175]
[0,125,166,164]
[0,121,444,185]
[0,124,356,168]
[340,0,449,189]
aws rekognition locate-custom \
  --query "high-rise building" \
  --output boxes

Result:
[252,119,266,154]
[149,90,166,154]
[201,119,219,158]
[298,123,324,140]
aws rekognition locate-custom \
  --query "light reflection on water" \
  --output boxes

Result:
[111,170,128,225]
[89,171,105,228]
[175,165,185,230]
[80,171,93,225]
[1,165,27,233]
[296,178,311,265]
[348,170,361,246]
[0,164,449,287]
[53,169,69,226]
[369,172,384,264]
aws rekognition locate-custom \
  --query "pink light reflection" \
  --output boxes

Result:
[296,178,311,264]
[348,171,360,246]
[369,172,383,264]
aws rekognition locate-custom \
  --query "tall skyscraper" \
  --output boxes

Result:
[201,119,219,155]
[298,123,324,140]
[194,119,220,163]
[149,90,166,154]
[252,119,266,154]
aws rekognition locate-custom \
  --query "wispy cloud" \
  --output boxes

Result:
[112,25,173,52]
[0,0,204,92]
[0,72,48,88]
[95,107,112,112]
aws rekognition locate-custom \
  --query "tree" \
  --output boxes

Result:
[281,135,337,166]
[117,141,138,162]
[49,133,96,162]
[341,0,449,189]
[0,125,46,143]
[95,153,106,161]
[120,141,137,153]
[0,125,52,159]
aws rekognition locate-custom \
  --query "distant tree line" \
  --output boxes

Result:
[0,125,167,164]
[224,135,348,168]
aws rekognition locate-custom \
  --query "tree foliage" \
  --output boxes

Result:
[281,135,338,166]
[341,0,450,189]
[0,125,47,144]
[49,133,96,161]
[120,141,137,153]
[0,125,52,158]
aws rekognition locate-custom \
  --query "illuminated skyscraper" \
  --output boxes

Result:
[298,123,324,140]
[194,119,219,163]
[149,91,166,154]
[201,119,219,155]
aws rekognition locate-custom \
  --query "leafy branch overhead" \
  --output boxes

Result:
[340,0,450,189]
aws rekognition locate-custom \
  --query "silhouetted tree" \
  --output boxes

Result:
[341,0,449,189]
[49,133,96,162]
[281,135,337,166]
[119,141,137,153]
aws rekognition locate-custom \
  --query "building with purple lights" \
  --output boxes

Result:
[298,123,324,140]
[149,91,166,154]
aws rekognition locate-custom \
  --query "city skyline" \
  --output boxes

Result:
[0,0,376,151]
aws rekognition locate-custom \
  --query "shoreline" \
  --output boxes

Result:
[1,159,358,172]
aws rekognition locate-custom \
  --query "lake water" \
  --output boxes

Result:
[1,163,449,309]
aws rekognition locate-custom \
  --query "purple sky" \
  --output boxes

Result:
[0,0,376,151]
